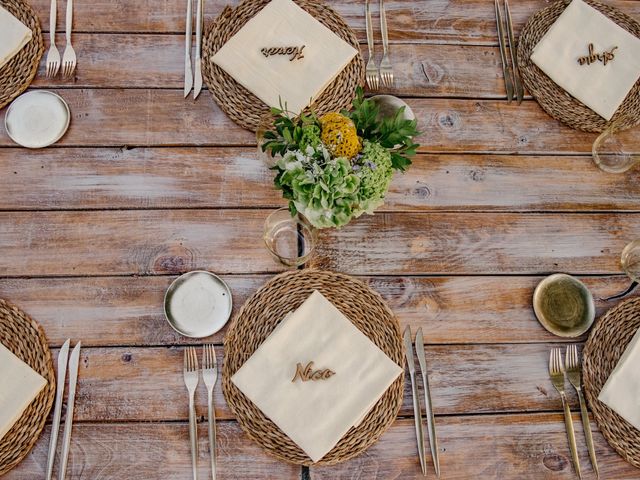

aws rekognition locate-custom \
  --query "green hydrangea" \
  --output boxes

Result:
[354,141,393,214]
[274,147,360,229]
[299,124,322,151]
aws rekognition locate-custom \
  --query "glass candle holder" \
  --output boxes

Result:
[256,113,279,168]
[264,207,317,267]
[592,125,640,174]
[621,239,640,283]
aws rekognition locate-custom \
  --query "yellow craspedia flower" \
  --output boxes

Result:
[319,112,361,159]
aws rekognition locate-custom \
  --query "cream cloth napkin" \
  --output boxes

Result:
[211,0,358,115]
[231,290,403,463]
[530,0,640,120]
[598,326,640,430]
[0,343,47,441]
[0,6,32,69]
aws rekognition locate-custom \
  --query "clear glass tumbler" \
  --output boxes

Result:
[592,125,640,174]
[264,207,317,267]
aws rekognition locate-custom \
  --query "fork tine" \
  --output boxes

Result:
[212,345,217,367]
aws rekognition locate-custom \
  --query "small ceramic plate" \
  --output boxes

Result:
[533,274,595,337]
[370,95,416,122]
[5,91,70,148]
[164,271,233,338]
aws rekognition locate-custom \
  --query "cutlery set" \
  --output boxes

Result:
[495,0,523,104]
[404,326,440,477]
[184,345,218,480]
[549,345,599,479]
[45,0,76,78]
[184,0,205,99]
[365,0,394,90]
[45,339,81,480]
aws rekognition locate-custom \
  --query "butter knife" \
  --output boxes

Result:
[416,328,440,478]
[193,0,203,99]
[403,326,427,476]
[184,0,193,98]
[504,0,524,104]
[495,0,513,103]
[58,342,81,480]
[46,339,70,480]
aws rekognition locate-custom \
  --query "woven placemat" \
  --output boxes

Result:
[223,269,404,466]
[0,299,55,476]
[583,296,640,469]
[517,0,640,133]
[201,0,364,132]
[0,0,43,110]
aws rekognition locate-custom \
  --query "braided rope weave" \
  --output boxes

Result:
[0,0,43,110]
[583,296,640,469]
[517,0,640,133]
[223,269,404,465]
[0,299,55,476]
[201,0,364,132]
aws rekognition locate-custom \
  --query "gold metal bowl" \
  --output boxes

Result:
[533,274,595,337]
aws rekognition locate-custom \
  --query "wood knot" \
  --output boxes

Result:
[543,453,568,472]
[437,112,459,129]
[121,353,132,363]
[469,169,485,182]
[414,184,431,199]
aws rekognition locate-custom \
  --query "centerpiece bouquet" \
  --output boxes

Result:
[260,88,419,229]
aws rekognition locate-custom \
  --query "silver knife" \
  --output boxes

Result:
[403,326,427,476]
[504,0,524,104]
[416,328,440,478]
[495,0,514,103]
[193,0,203,99]
[58,342,81,480]
[184,0,194,98]
[46,339,70,480]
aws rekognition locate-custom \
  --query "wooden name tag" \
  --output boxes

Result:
[291,361,335,382]
[578,43,618,66]
[261,46,306,62]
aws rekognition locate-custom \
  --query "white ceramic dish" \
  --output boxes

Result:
[163,271,233,338]
[4,91,70,148]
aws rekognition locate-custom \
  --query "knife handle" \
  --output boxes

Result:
[409,372,427,475]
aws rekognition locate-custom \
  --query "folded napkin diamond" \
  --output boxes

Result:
[0,6,32,70]
[211,0,358,115]
[231,290,403,463]
[598,326,640,430]
[530,0,640,120]
[0,343,47,441]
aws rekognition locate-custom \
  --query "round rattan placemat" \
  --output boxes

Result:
[583,296,640,469]
[517,0,640,133]
[223,269,404,466]
[0,0,43,110]
[201,0,364,132]
[0,299,55,476]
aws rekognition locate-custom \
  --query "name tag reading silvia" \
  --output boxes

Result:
[578,43,618,66]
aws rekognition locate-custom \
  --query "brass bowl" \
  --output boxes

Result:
[533,274,595,337]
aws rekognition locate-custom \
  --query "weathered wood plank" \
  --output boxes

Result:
[0,276,630,347]
[1,91,639,152]
[4,422,300,480]
[36,342,629,421]
[0,210,284,276]
[3,149,640,212]
[28,0,640,44]
[311,212,640,275]
[31,36,507,98]
[310,415,640,479]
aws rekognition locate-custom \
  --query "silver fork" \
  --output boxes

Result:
[61,0,76,77]
[184,347,199,480]
[202,345,218,480]
[364,0,379,90]
[566,345,599,479]
[549,348,582,480]
[45,0,60,77]
[379,0,394,87]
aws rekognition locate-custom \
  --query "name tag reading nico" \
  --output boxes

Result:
[291,361,335,382]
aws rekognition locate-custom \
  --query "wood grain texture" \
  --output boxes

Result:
[27,0,640,44]
[30,36,507,98]
[33,342,633,422]
[0,276,631,347]
[1,92,639,152]
[311,212,640,275]
[310,415,640,479]
[3,149,640,211]
[0,210,284,276]
[4,422,300,480]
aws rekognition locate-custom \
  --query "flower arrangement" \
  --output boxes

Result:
[260,88,420,229]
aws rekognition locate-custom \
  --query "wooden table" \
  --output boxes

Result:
[2,0,640,478]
